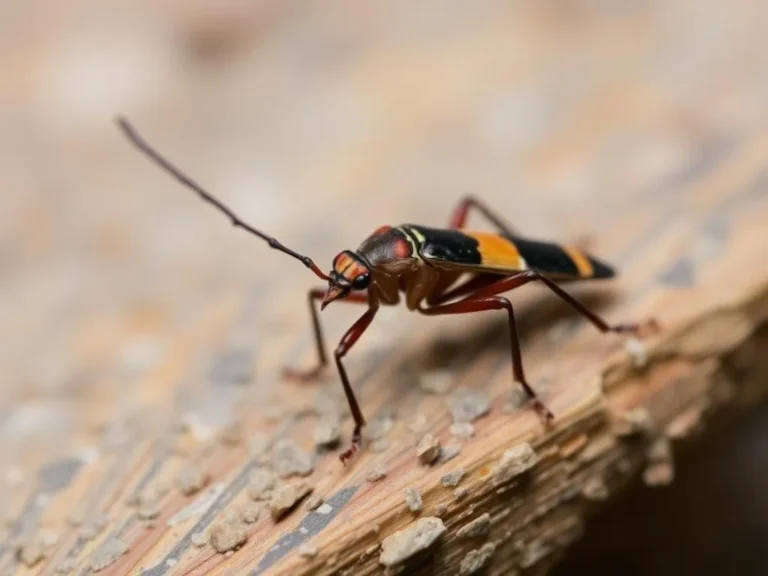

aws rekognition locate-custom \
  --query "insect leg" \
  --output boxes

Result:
[283,289,369,381]
[427,272,501,306]
[467,271,659,335]
[334,305,379,463]
[449,195,518,235]
[419,295,553,422]
[528,272,660,335]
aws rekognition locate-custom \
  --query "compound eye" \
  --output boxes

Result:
[352,273,370,290]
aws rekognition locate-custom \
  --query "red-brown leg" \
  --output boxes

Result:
[469,271,659,336]
[419,294,554,422]
[449,195,518,235]
[283,289,369,382]
[427,272,501,306]
[334,305,379,463]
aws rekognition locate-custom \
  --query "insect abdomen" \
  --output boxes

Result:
[402,225,614,279]
[507,235,615,279]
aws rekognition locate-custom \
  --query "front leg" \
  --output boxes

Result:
[334,304,379,463]
[283,288,369,382]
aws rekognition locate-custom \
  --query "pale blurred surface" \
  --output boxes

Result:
[1,1,768,575]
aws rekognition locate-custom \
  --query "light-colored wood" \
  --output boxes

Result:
[2,1,768,575]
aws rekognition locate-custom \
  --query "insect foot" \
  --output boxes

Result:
[339,428,363,465]
[530,398,555,425]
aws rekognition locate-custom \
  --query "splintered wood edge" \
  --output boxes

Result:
[282,280,768,576]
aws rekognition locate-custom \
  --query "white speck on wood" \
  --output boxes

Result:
[379,517,446,568]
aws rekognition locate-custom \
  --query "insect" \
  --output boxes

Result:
[118,117,658,464]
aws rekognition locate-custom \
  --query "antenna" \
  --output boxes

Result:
[117,117,329,281]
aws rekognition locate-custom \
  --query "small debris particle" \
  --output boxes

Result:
[55,557,77,574]
[209,521,248,552]
[581,475,609,501]
[138,500,160,521]
[419,370,453,394]
[553,516,584,547]
[316,503,333,515]
[224,550,234,558]
[370,438,390,453]
[409,414,429,434]
[448,387,490,423]
[89,537,128,572]
[314,417,341,449]
[440,468,465,488]
[18,539,44,568]
[379,517,446,568]
[298,543,317,559]
[460,542,496,575]
[305,494,324,511]
[559,434,588,458]
[613,408,654,438]
[79,513,108,541]
[166,558,177,567]
[269,482,312,520]
[274,439,315,478]
[454,487,468,500]
[643,440,675,487]
[519,539,551,569]
[665,407,702,440]
[625,337,648,368]
[439,442,462,463]
[450,422,475,439]
[38,529,58,549]
[647,437,673,463]
[434,504,448,517]
[176,465,208,496]
[239,501,261,523]
[247,470,276,500]
[405,488,423,512]
[502,388,528,413]
[366,464,388,483]
[219,422,243,445]
[417,434,441,465]
[643,461,674,486]
[191,531,208,547]
[366,415,394,441]
[456,513,491,539]
[492,443,538,484]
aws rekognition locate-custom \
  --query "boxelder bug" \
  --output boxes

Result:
[118,118,658,463]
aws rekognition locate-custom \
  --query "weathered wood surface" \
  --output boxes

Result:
[1,0,768,575]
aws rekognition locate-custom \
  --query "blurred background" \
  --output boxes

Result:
[1,0,767,574]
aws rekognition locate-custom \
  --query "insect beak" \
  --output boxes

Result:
[321,284,346,310]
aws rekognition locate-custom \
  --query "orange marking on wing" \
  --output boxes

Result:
[562,245,594,277]
[372,225,393,236]
[464,231,524,271]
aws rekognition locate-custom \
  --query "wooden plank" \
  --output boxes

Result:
[1,1,768,575]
